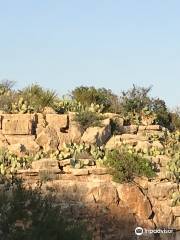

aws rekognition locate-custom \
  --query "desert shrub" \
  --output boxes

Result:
[0,178,91,240]
[19,84,57,112]
[119,85,171,127]
[170,107,180,130]
[0,80,17,113]
[150,98,171,128]
[104,148,155,183]
[74,111,104,130]
[0,149,32,175]
[166,157,180,184]
[71,86,118,112]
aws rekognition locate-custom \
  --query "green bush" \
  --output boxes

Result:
[74,111,104,131]
[119,85,171,127]
[19,84,57,112]
[71,86,119,112]
[0,178,91,240]
[0,80,18,113]
[170,107,180,130]
[104,148,155,183]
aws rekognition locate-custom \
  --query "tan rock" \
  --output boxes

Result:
[120,134,147,141]
[81,119,111,146]
[139,125,162,131]
[172,217,180,230]
[157,155,170,167]
[0,133,9,148]
[59,159,71,167]
[116,184,152,219]
[134,176,149,190]
[5,135,39,154]
[71,169,89,176]
[172,206,180,217]
[43,107,56,114]
[151,141,164,150]
[8,143,26,156]
[153,201,173,227]
[2,114,36,135]
[36,126,59,152]
[89,168,108,175]
[105,135,122,149]
[135,141,151,152]
[32,159,59,171]
[69,121,83,143]
[121,125,138,134]
[46,114,68,131]
[148,182,178,200]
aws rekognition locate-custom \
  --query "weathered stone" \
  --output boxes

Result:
[71,169,89,176]
[86,184,118,205]
[105,135,122,149]
[172,217,180,230]
[5,135,39,154]
[59,159,71,167]
[32,159,59,171]
[148,182,178,200]
[89,168,108,175]
[46,114,68,131]
[121,125,138,134]
[36,126,59,151]
[0,133,8,148]
[153,201,173,227]
[134,176,149,190]
[8,143,26,156]
[81,119,111,146]
[69,121,83,143]
[141,115,156,126]
[151,141,164,150]
[139,125,162,131]
[172,206,180,217]
[116,184,152,219]
[157,155,170,167]
[43,107,56,114]
[2,114,36,135]
[135,141,151,152]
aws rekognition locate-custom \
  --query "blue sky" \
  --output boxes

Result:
[0,0,179,107]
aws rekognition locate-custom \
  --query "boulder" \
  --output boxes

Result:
[121,125,138,134]
[43,107,56,114]
[71,169,89,176]
[8,143,26,156]
[135,141,151,153]
[139,125,162,131]
[45,114,68,131]
[2,114,36,135]
[148,182,178,200]
[0,133,8,148]
[81,119,111,146]
[116,184,152,219]
[5,135,39,154]
[153,201,174,227]
[172,206,180,217]
[105,135,123,149]
[151,141,164,150]
[36,126,59,152]
[32,159,59,171]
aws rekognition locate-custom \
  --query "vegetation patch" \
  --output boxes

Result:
[74,111,105,131]
[104,148,156,183]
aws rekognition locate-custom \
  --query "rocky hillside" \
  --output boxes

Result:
[0,109,179,240]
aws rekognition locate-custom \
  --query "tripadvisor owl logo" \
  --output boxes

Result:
[135,227,144,236]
